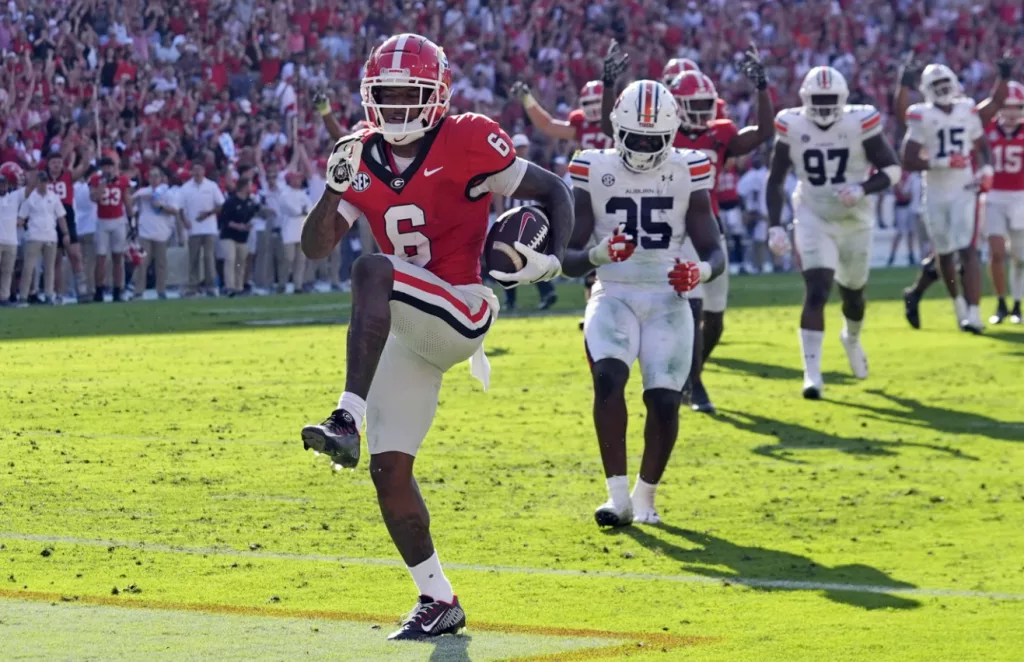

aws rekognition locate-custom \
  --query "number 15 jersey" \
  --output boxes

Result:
[775,104,883,225]
[569,148,713,290]
[905,99,983,196]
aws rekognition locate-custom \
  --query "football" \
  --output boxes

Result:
[485,205,552,283]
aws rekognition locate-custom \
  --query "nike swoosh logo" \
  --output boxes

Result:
[423,167,444,177]
[420,614,443,632]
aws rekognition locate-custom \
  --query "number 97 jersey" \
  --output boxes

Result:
[775,104,883,225]
[569,148,713,291]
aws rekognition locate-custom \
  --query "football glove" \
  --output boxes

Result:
[509,81,531,102]
[602,39,630,86]
[489,242,562,287]
[948,153,970,169]
[325,135,363,195]
[837,184,865,207]
[668,259,710,293]
[739,42,768,90]
[768,225,792,256]
[588,225,635,265]
[897,53,922,89]
[997,51,1014,80]
[312,90,332,116]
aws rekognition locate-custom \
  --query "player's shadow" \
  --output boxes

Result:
[710,357,855,385]
[715,408,980,462]
[985,329,1024,345]
[615,524,921,610]
[832,390,1024,443]
[425,633,472,661]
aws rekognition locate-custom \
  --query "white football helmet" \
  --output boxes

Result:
[799,67,849,126]
[920,64,961,106]
[610,80,679,172]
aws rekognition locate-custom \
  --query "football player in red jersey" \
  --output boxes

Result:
[509,79,614,151]
[298,34,572,641]
[89,158,134,302]
[985,80,1024,324]
[600,44,773,414]
[661,58,728,121]
[46,153,91,300]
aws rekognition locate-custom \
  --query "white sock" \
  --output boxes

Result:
[844,317,863,340]
[799,328,824,381]
[631,476,657,509]
[954,295,967,322]
[337,392,367,431]
[967,304,980,322]
[1010,260,1024,302]
[407,551,454,603]
[606,475,630,509]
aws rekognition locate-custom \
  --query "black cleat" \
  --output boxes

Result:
[902,288,921,329]
[690,379,716,414]
[301,409,361,468]
[990,299,1009,325]
[1012,301,1023,324]
[538,293,558,311]
[578,317,585,331]
[388,596,466,641]
[960,320,984,335]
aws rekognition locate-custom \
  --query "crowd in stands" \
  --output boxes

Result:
[0,0,1019,304]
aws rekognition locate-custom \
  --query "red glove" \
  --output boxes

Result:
[949,153,970,169]
[608,231,636,262]
[668,259,703,293]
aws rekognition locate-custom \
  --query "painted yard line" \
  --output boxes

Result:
[0,589,711,661]
[202,304,351,315]
[4,531,1022,601]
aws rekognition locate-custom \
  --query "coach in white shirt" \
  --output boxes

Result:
[133,168,180,297]
[0,174,25,303]
[276,171,312,293]
[74,179,99,298]
[177,164,224,295]
[17,172,69,303]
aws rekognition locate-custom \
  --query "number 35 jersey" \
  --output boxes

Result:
[775,104,883,225]
[905,99,983,196]
[570,148,713,289]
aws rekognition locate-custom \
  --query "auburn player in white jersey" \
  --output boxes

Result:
[766,67,901,399]
[984,81,1024,324]
[901,64,994,333]
[893,55,1011,330]
[562,80,725,527]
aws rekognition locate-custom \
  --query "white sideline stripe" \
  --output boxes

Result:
[3,532,1022,601]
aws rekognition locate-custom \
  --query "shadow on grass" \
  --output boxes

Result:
[425,633,472,662]
[715,408,980,462]
[832,390,1024,443]
[612,524,921,610]
[710,356,855,385]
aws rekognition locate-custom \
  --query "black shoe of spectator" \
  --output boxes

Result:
[538,293,558,311]
[93,287,105,303]
[112,288,123,302]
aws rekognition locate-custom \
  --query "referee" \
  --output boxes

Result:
[503,134,557,312]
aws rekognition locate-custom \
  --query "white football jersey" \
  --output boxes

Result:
[905,98,983,194]
[775,104,883,224]
[570,148,713,289]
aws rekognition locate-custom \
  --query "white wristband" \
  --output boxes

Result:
[522,94,538,110]
[588,242,610,266]
[698,261,712,283]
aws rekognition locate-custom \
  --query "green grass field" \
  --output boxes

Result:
[2,269,1023,661]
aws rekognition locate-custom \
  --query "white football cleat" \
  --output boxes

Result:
[594,499,633,528]
[802,374,823,400]
[839,330,868,379]
[632,505,661,525]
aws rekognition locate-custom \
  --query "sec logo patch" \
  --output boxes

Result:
[353,172,371,192]
[602,173,616,187]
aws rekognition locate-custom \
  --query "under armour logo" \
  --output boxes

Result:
[662,173,674,182]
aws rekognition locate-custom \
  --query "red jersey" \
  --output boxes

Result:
[985,120,1024,192]
[89,173,132,220]
[341,113,517,286]
[716,164,740,206]
[673,119,739,215]
[714,98,728,121]
[45,168,74,206]
[568,109,614,150]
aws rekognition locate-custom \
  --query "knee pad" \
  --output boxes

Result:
[593,360,628,401]
[805,285,830,309]
[643,388,682,420]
